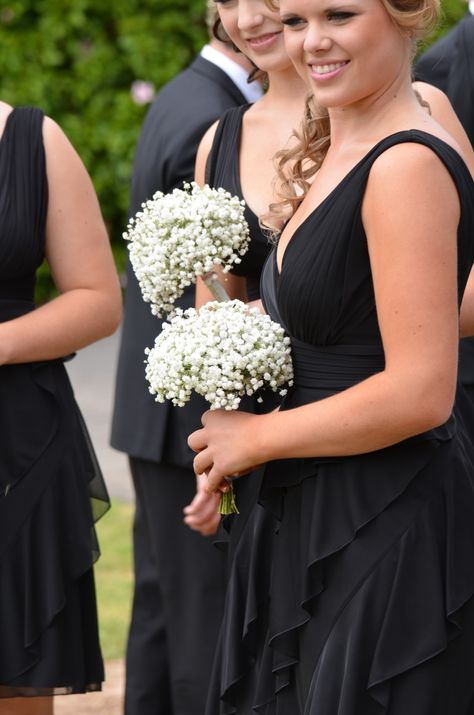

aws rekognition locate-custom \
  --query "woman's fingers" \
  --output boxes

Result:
[183,493,221,535]
[183,474,222,535]
[188,427,208,453]
[206,464,229,493]
[193,448,213,477]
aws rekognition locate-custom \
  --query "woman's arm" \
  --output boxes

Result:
[0,117,122,365]
[190,142,461,490]
[194,120,247,309]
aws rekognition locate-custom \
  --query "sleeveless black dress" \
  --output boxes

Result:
[207,104,271,302]
[206,131,474,714]
[207,105,280,528]
[0,107,109,697]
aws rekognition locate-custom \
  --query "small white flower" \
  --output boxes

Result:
[124,183,250,317]
[145,300,293,410]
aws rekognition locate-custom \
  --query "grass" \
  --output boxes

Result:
[94,499,134,661]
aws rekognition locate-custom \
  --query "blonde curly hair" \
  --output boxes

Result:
[264,0,440,230]
[206,0,219,34]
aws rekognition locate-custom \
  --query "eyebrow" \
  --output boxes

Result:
[281,1,360,14]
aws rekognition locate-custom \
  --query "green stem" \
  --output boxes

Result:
[218,485,239,515]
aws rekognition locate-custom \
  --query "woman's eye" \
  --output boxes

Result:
[281,15,305,28]
[327,11,355,21]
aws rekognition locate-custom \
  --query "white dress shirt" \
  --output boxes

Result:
[200,44,263,104]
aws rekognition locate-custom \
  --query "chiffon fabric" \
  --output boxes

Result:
[206,131,474,714]
[0,107,109,696]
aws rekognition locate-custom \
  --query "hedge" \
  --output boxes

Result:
[0,0,465,301]
[0,0,208,299]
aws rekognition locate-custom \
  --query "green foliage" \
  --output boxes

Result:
[0,0,207,299]
[418,0,467,51]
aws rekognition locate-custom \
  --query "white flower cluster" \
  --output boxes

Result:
[145,300,294,411]
[124,182,250,317]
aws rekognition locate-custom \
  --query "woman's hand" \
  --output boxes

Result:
[188,410,266,493]
[183,473,221,536]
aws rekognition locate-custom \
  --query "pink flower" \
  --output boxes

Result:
[130,80,155,106]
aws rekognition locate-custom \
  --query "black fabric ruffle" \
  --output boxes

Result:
[208,417,474,714]
[0,357,109,694]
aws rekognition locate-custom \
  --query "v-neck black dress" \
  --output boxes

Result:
[0,107,109,697]
[206,131,474,714]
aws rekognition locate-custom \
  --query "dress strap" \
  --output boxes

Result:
[206,104,250,187]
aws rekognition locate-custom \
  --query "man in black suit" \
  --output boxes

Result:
[415,2,474,145]
[111,5,261,714]
[415,3,474,403]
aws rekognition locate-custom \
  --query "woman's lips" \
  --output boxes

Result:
[308,61,349,81]
[246,32,281,50]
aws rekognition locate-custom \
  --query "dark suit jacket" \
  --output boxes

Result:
[111,55,247,465]
[415,14,474,146]
[415,15,474,386]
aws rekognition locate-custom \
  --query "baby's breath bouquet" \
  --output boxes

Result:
[145,300,294,514]
[124,182,250,317]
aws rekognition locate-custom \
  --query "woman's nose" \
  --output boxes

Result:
[238,1,264,32]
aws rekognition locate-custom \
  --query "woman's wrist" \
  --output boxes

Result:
[253,409,281,465]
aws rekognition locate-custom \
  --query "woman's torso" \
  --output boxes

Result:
[262,129,474,410]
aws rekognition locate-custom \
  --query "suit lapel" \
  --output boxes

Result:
[189,55,247,106]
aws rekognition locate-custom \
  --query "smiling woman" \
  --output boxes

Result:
[188,0,474,713]
[185,0,307,536]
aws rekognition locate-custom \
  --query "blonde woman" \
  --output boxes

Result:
[189,0,474,711]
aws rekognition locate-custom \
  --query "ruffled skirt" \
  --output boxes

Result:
[0,354,109,696]
[207,385,474,714]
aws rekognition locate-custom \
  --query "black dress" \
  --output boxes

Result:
[206,131,474,714]
[0,107,109,697]
[207,105,279,529]
[207,104,272,302]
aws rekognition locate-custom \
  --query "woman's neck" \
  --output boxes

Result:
[261,66,308,113]
[327,74,422,152]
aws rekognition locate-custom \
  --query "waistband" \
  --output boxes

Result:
[290,338,385,390]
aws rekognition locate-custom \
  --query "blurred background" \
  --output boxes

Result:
[0,0,465,711]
